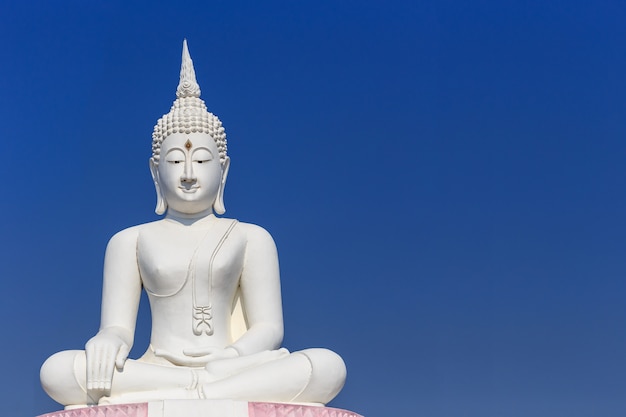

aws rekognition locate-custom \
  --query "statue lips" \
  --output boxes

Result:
[178,185,200,193]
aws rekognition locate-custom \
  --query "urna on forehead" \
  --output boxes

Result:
[151,40,228,165]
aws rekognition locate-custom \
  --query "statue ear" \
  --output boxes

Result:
[213,156,230,215]
[150,158,167,215]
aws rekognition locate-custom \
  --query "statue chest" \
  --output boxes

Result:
[136,220,245,301]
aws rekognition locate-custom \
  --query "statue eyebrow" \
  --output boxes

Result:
[191,148,214,159]
[164,148,186,158]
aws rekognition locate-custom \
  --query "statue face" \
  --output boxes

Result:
[153,132,225,215]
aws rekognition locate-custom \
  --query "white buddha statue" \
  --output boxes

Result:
[40,40,346,409]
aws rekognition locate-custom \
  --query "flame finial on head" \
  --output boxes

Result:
[176,39,201,99]
[151,40,228,165]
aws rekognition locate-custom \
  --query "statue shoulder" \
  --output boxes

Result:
[106,223,151,249]
[233,221,277,249]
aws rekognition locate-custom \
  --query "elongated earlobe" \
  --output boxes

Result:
[213,157,230,215]
[149,159,167,215]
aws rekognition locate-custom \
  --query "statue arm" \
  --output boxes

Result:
[230,224,284,356]
[85,226,142,390]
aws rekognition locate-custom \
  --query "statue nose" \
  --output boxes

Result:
[181,161,197,183]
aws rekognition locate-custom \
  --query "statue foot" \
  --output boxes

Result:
[64,404,94,410]
[99,388,199,406]
[98,368,211,405]
[196,349,344,405]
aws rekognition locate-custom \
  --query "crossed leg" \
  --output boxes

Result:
[40,348,346,409]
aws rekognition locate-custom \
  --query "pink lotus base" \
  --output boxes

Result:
[38,403,148,417]
[38,401,363,417]
[248,402,361,417]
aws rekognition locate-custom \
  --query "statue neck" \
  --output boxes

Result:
[165,208,215,226]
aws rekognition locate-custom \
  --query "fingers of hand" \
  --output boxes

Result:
[182,347,220,357]
[86,342,117,391]
[154,349,210,366]
[101,344,115,390]
[86,343,95,390]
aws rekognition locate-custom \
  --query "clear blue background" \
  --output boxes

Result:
[1,1,626,416]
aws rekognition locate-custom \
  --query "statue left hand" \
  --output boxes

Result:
[153,346,238,366]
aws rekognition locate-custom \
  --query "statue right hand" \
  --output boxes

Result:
[85,330,131,391]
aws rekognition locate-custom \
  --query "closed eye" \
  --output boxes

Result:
[192,148,213,163]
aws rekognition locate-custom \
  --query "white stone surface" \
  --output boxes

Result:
[40,40,347,410]
[148,399,249,417]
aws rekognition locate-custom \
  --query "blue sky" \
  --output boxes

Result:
[1,1,626,416]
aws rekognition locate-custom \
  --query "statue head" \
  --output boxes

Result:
[150,40,230,216]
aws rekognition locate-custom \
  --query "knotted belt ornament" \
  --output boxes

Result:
[190,219,238,336]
